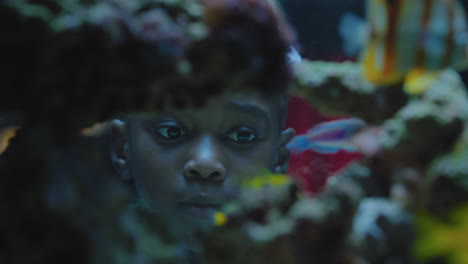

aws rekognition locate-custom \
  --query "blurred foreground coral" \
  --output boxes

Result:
[2,0,468,264]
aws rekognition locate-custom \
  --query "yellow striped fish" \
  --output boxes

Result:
[340,0,468,94]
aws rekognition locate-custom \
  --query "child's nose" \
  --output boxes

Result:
[183,135,226,182]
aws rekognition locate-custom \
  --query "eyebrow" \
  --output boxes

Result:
[226,101,271,121]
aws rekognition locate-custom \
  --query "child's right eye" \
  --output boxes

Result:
[157,126,187,139]
[226,127,258,144]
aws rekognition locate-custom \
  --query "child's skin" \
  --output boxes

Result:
[110,91,294,227]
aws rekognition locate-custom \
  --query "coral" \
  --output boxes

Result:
[351,198,414,264]
[290,59,468,263]
[294,60,408,124]
[2,1,468,263]
[202,176,358,264]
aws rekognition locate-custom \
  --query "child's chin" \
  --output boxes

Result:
[175,207,217,231]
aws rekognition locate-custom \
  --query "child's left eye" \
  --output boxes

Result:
[227,129,257,144]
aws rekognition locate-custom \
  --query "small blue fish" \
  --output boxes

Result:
[286,118,366,154]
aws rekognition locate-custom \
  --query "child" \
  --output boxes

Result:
[110,91,294,226]
[109,0,297,228]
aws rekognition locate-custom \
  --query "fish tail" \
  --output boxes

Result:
[403,68,441,94]
[287,135,311,154]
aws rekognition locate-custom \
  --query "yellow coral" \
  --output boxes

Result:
[414,205,468,264]
[214,211,228,226]
[241,173,291,189]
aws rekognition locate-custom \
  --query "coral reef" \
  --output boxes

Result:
[2,0,468,264]
[202,60,468,264]
[294,61,408,124]
[291,60,468,263]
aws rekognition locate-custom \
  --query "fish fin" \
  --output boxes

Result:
[286,46,302,65]
[403,68,441,94]
[339,12,368,57]
[306,118,366,139]
[288,118,365,154]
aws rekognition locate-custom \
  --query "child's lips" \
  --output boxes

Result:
[178,203,220,218]
[177,195,222,219]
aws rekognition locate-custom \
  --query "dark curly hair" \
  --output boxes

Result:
[155,0,296,109]
[0,0,295,138]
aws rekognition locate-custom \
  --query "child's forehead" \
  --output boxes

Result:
[130,91,281,125]
[166,91,277,116]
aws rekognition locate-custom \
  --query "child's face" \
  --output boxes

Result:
[111,92,294,225]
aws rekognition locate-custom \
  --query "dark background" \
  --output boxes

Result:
[281,0,468,61]
[281,0,364,60]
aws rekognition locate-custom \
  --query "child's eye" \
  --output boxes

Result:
[157,126,186,139]
[227,129,257,144]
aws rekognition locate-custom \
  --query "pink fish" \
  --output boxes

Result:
[287,118,366,154]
